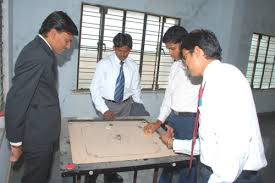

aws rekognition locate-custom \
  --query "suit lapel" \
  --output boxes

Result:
[35,36,55,58]
[36,36,58,81]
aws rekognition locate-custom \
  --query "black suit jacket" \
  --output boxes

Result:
[5,36,61,147]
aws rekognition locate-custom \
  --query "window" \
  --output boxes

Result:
[246,33,275,89]
[77,3,180,90]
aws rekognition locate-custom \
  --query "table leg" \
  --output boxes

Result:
[153,168,159,183]
[73,175,77,183]
[133,170,138,183]
[77,174,81,183]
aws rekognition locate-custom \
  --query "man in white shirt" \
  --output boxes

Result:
[144,26,200,183]
[89,33,148,182]
[181,29,267,183]
[90,33,147,121]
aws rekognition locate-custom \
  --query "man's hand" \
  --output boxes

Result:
[160,124,174,148]
[103,110,115,121]
[10,145,23,163]
[143,120,162,134]
[165,124,174,137]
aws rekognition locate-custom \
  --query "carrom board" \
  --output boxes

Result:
[68,120,176,164]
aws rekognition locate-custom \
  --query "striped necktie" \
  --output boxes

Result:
[189,83,205,169]
[114,61,125,102]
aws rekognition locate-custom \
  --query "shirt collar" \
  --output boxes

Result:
[38,34,52,50]
[114,54,127,65]
[177,59,187,69]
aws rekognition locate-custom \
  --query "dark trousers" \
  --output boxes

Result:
[159,112,197,183]
[198,162,261,183]
[22,141,58,183]
[159,165,197,183]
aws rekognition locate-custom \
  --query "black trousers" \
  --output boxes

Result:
[22,141,58,183]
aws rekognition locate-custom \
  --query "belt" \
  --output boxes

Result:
[172,110,196,117]
[201,163,258,177]
[104,97,130,104]
[240,170,258,177]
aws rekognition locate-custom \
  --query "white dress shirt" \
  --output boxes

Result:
[158,60,200,122]
[199,60,267,183]
[157,60,200,154]
[90,54,142,114]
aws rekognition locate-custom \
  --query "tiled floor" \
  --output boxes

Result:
[9,113,275,183]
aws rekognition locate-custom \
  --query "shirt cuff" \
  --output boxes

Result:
[10,142,22,146]
[99,104,109,114]
[158,112,169,123]
[158,108,171,122]
[132,96,143,104]
[173,139,200,155]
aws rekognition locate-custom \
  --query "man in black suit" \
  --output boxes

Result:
[5,11,78,183]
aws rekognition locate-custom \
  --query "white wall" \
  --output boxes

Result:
[2,1,275,182]
[227,0,275,112]
[5,0,275,120]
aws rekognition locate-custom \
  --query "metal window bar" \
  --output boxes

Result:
[269,56,275,88]
[155,17,165,90]
[260,36,270,88]
[139,14,147,77]
[77,5,102,89]
[247,33,275,89]
[76,3,85,89]
[122,10,126,33]
[98,7,107,61]
[267,37,275,88]
[246,35,258,84]
[250,34,262,88]
[77,3,180,90]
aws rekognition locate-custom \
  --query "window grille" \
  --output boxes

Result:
[77,3,180,90]
[246,33,275,89]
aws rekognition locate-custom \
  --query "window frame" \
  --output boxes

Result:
[76,3,180,91]
[246,32,275,90]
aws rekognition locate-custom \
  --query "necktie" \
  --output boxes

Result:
[114,61,125,102]
[189,83,205,169]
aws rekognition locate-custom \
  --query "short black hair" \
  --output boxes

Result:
[181,29,222,60]
[163,25,188,44]
[113,33,132,49]
[39,11,78,36]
